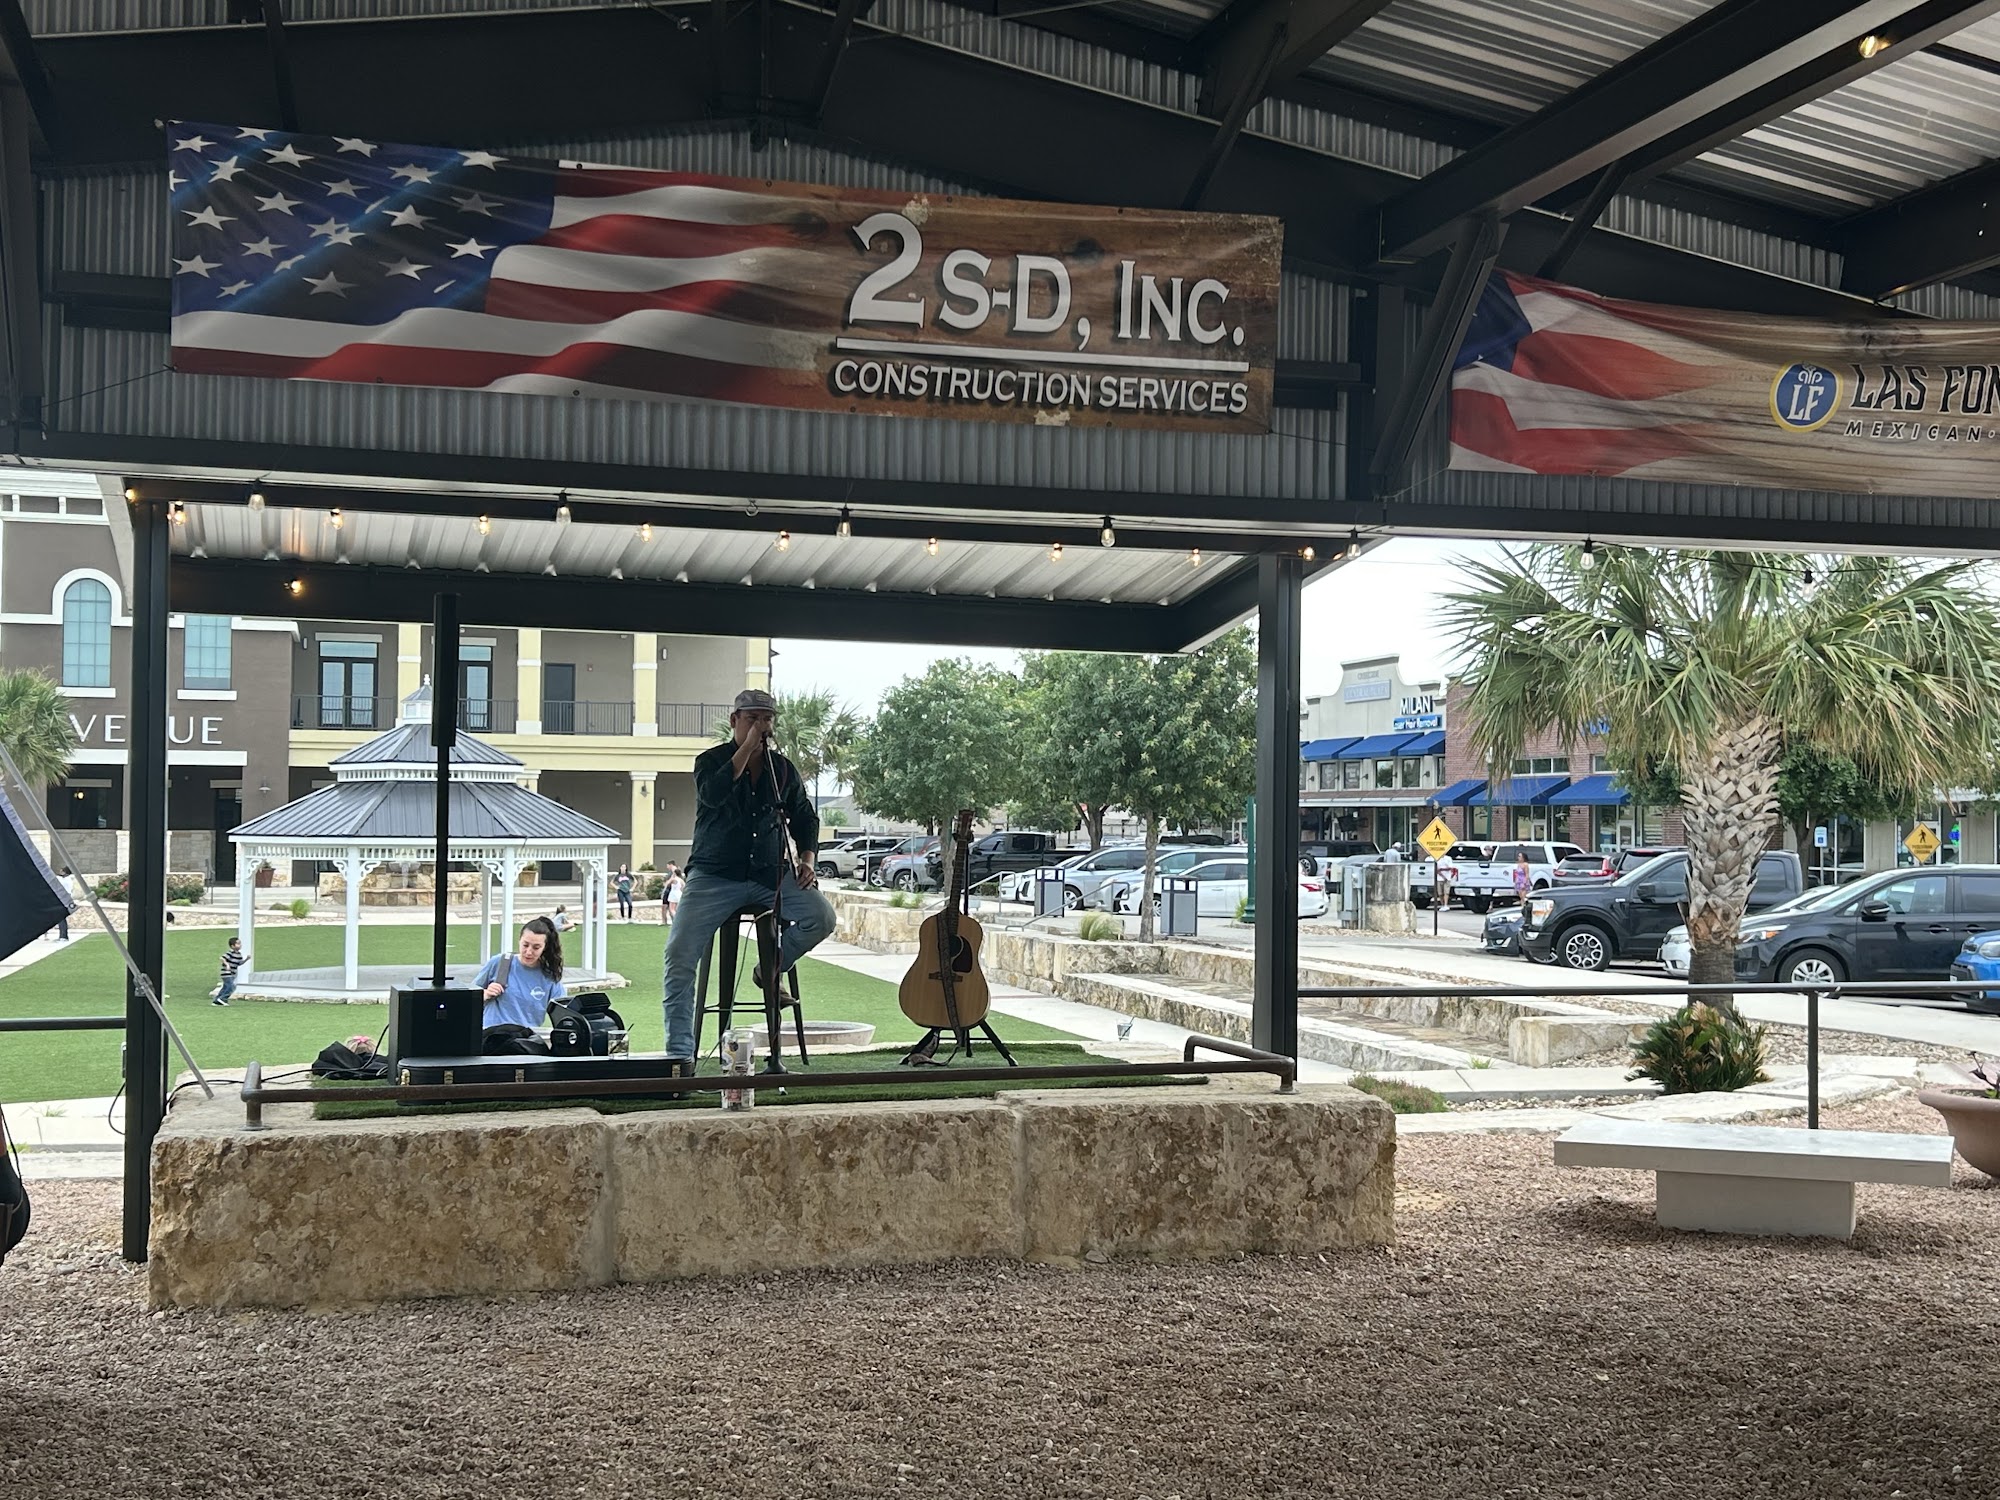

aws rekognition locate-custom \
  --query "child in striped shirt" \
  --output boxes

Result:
[212,937,247,1006]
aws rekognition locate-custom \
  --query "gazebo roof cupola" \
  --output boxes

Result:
[326,677,525,784]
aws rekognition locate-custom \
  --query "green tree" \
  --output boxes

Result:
[1442,549,2000,1001]
[1017,650,1135,850]
[847,658,1020,895]
[773,687,862,813]
[1774,745,1915,862]
[0,669,78,787]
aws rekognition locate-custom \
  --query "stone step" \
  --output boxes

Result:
[1063,972,1494,1073]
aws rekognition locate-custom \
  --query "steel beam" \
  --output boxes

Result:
[1196,0,1394,119]
[1839,157,2000,297]
[1251,552,1302,1062]
[1370,213,1506,490]
[0,0,55,151]
[122,499,170,1263]
[802,0,876,120]
[0,77,40,440]
[1377,0,1918,259]
[1537,164,1625,280]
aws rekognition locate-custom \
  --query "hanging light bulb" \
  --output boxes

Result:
[775,529,791,553]
[123,487,139,503]
[554,500,571,525]
[1344,529,1360,560]
[926,537,939,557]
[477,513,491,535]
[1050,541,1064,563]
[1858,33,1890,59]
[638,519,652,543]
[836,506,853,540]
[1099,516,1116,548]
[247,490,266,512]
[328,507,344,530]
[169,501,187,525]
[1803,564,1815,587]
[1188,546,1202,566]
[1579,539,1598,571]
[1300,544,1316,562]
[285,578,304,597]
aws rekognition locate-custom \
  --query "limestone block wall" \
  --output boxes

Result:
[148,1083,1395,1309]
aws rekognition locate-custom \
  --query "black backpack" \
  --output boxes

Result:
[311,1041,391,1080]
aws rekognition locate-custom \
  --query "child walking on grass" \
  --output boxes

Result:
[211,937,247,1006]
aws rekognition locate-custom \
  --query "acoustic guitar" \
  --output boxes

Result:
[898,809,991,1033]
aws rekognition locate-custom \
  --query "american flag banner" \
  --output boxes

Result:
[1451,271,2000,498]
[167,123,1282,432]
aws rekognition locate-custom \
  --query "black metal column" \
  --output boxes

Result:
[1252,553,1303,1061]
[122,498,170,1261]
[432,593,458,985]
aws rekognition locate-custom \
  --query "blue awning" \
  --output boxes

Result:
[1550,774,1631,806]
[1432,778,1487,807]
[1336,732,1419,759]
[1466,776,1570,807]
[1301,736,1359,762]
[1398,731,1446,755]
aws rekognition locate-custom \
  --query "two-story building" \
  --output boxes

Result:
[1298,656,1449,851]
[0,473,766,878]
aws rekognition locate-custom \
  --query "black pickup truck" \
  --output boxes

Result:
[1517,849,1805,971]
[925,831,1061,890]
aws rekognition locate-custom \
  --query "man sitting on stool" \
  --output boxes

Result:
[662,688,833,1070]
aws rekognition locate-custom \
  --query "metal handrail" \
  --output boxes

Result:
[237,1033,1294,1127]
[1297,976,1999,1129]
[0,1016,123,1032]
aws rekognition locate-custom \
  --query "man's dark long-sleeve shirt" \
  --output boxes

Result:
[687,739,819,883]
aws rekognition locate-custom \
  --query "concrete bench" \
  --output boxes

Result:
[1554,1118,1953,1239]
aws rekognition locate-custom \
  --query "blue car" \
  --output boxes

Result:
[1949,930,2000,1015]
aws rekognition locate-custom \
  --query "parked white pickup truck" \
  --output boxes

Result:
[1406,842,1492,910]
[1442,840,1584,913]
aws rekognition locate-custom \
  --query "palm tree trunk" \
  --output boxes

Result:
[1135,812,1162,942]
[1681,716,1784,1015]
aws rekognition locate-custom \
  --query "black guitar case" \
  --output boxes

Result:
[0,1105,29,1263]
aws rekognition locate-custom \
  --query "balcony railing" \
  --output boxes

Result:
[541,699,635,736]
[293,695,381,730]
[656,701,737,737]
[458,698,519,734]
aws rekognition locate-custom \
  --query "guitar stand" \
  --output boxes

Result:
[901,1020,1019,1069]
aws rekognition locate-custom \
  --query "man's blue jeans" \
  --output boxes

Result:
[661,868,836,1059]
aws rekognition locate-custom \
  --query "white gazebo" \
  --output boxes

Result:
[228,683,621,995]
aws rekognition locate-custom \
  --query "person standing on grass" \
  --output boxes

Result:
[615,865,635,921]
[664,863,684,924]
[211,937,247,1006]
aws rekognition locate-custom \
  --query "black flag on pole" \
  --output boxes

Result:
[0,782,74,961]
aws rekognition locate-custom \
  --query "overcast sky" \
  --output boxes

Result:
[772,536,1491,714]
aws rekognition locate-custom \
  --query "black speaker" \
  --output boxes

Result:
[386,983,484,1064]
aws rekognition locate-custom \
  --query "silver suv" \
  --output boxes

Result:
[816,835,902,880]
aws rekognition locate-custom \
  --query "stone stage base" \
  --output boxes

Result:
[147,1081,1396,1309]
[235,964,629,1003]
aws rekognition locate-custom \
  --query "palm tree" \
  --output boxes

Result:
[0,669,78,788]
[1440,548,2000,1001]
[774,688,862,812]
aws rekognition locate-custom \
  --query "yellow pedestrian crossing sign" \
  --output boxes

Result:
[1417,817,1458,861]
[1904,822,1941,863]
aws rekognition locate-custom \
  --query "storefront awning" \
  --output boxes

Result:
[1467,776,1570,807]
[1302,736,1359,762]
[1336,733,1419,759]
[1550,774,1631,806]
[1432,778,1487,807]
[1397,731,1446,755]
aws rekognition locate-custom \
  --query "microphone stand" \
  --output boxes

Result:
[756,731,790,1076]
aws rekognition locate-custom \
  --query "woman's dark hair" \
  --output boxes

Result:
[521,915,564,981]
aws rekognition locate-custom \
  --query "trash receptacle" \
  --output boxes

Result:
[1033,867,1067,919]
[1161,875,1198,936]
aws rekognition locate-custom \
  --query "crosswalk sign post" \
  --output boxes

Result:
[1904,822,1941,865]
[1416,817,1456,936]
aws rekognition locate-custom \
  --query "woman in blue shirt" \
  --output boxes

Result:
[474,916,568,1030]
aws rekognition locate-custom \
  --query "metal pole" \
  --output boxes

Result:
[1252,553,1303,1061]
[123,496,171,1261]
[1807,987,1821,1130]
[431,593,459,985]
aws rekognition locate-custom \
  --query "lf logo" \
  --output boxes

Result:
[1770,363,1840,431]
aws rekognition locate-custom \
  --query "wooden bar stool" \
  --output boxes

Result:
[694,902,808,1070]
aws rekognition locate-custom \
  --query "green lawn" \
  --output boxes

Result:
[0,923,1074,1104]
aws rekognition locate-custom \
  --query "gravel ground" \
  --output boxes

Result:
[4,1095,1993,1500]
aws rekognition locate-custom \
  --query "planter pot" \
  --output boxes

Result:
[1917,1089,2000,1179]
[254,867,275,889]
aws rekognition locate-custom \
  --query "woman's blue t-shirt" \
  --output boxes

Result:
[475,954,567,1029]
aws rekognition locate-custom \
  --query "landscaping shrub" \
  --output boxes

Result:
[94,871,205,903]
[1346,1073,1449,1114]
[289,898,312,920]
[1235,895,1250,922]
[1076,912,1122,941]
[94,873,127,902]
[641,875,666,900]
[1627,1002,1770,1094]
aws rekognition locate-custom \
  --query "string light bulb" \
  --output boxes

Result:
[247,491,266,512]
[123,487,139,503]
[1300,544,1316,562]
[638,519,652,542]
[554,500,571,525]
[477,513,491,535]
[926,537,939,557]
[1050,541,1064,563]
[1579,539,1597,571]
[328,507,344,529]
[1188,546,1202,566]
[1858,33,1890,58]
[836,507,853,540]
[168,501,187,525]
[1803,564,1815,586]
[285,578,304,597]
[1099,516,1116,548]
[774,529,791,553]
[1343,529,1360,561]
